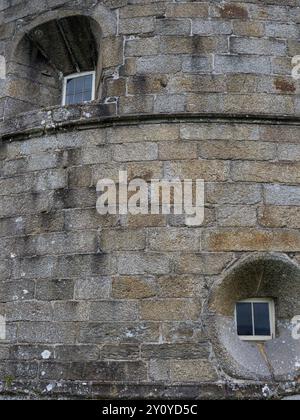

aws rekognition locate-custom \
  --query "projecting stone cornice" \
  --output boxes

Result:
[1,103,300,141]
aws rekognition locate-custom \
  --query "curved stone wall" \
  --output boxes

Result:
[0,0,299,119]
[0,0,300,400]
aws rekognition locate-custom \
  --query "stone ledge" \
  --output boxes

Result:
[0,380,299,400]
[1,104,300,141]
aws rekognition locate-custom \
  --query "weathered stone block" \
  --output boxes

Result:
[217,205,257,227]
[6,301,53,322]
[107,124,179,144]
[36,279,74,302]
[168,75,225,94]
[259,206,300,229]
[102,37,123,68]
[162,322,205,344]
[10,345,54,361]
[53,301,90,322]
[0,361,38,380]
[125,38,159,57]
[206,182,261,205]
[89,301,139,322]
[266,23,299,38]
[140,299,201,321]
[120,17,155,35]
[192,20,232,35]
[170,360,218,382]
[112,276,156,299]
[127,75,168,95]
[136,56,182,74]
[198,140,276,161]
[159,141,198,160]
[182,55,212,73]
[230,37,286,56]
[174,253,234,275]
[165,160,229,181]
[78,322,160,344]
[203,228,300,252]
[166,3,208,18]
[233,21,265,37]
[119,95,154,114]
[181,123,259,141]
[17,322,77,344]
[155,18,191,36]
[113,142,158,162]
[117,252,170,275]
[148,228,201,252]
[214,55,271,74]
[157,275,204,298]
[232,162,300,184]
[101,229,146,251]
[0,279,34,303]
[264,185,300,206]
[101,344,140,361]
[55,345,99,362]
[154,95,186,113]
[83,361,147,382]
[74,277,111,300]
[141,343,209,360]
[120,3,166,19]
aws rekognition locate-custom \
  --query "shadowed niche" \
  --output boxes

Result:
[210,254,300,319]
[206,254,300,381]
[6,16,101,117]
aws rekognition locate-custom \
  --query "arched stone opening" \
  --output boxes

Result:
[5,15,102,117]
[205,254,300,382]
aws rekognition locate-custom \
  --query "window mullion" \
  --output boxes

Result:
[251,303,255,336]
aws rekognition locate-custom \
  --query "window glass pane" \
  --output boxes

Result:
[236,303,253,336]
[66,79,75,96]
[253,303,271,336]
[84,74,93,91]
[74,77,85,94]
[83,91,92,102]
[74,94,83,104]
[65,74,94,105]
[66,95,76,105]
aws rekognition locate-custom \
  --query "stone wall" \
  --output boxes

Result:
[0,0,300,400]
[0,0,299,119]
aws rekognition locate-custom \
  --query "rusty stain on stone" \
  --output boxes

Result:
[274,78,296,93]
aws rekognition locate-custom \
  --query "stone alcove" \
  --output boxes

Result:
[5,15,101,117]
[3,2,117,119]
[205,253,300,381]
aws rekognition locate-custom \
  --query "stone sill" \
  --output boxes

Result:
[1,103,300,141]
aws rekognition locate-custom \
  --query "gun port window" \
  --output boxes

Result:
[63,72,95,106]
[236,299,275,342]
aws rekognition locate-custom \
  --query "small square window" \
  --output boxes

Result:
[63,72,95,106]
[235,299,275,342]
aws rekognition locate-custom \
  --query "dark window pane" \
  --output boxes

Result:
[84,75,93,91]
[236,303,253,336]
[65,95,74,105]
[74,77,85,93]
[83,91,92,102]
[66,79,75,96]
[74,94,83,104]
[253,303,271,336]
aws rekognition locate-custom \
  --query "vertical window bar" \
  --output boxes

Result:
[251,303,255,336]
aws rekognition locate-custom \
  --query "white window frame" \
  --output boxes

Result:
[62,71,96,106]
[235,298,276,342]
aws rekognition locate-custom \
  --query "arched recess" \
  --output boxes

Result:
[4,3,117,118]
[204,253,300,382]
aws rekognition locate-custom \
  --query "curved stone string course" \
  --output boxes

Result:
[0,0,300,400]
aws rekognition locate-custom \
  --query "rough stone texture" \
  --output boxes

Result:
[0,0,299,401]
